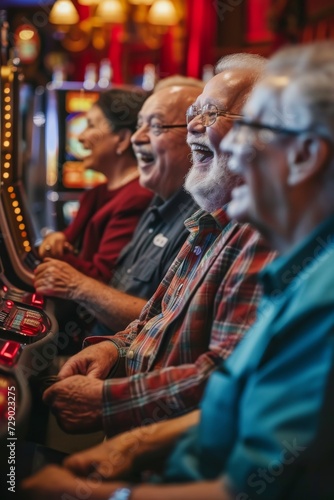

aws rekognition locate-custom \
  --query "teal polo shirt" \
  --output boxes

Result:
[162,213,334,499]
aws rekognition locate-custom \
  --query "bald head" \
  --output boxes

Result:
[154,75,204,93]
[151,85,203,123]
[204,67,264,115]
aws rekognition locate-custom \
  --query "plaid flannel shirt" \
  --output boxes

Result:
[86,207,276,436]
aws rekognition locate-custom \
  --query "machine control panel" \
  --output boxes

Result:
[0,299,51,345]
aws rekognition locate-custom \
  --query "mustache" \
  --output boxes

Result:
[187,136,211,149]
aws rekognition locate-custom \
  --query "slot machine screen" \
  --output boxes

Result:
[62,91,105,189]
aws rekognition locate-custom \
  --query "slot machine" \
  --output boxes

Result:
[0,14,58,443]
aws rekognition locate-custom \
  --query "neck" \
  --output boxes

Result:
[265,198,334,255]
[106,154,139,190]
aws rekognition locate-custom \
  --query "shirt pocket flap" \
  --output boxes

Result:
[132,258,159,283]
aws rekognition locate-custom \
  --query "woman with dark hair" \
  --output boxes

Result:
[38,87,152,283]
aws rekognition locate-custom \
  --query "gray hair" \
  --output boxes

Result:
[264,41,334,137]
[215,53,267,75]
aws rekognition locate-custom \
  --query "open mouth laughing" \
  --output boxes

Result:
[135,150,155,169]
[190,142,213,164]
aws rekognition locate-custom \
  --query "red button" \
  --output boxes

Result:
[32,293,44,306]
[0,340,21,365]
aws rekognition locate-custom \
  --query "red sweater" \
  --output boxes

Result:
[62,179,153,282]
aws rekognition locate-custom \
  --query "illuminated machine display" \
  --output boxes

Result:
[0,14,58,442]
[45,84,105,230]
[0,61,40,289]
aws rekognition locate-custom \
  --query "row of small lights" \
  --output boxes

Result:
[2,82,11,181]
[1,75,32,253]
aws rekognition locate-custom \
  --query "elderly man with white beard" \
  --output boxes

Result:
[40,54,276,439]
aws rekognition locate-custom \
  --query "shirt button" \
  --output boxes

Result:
[127,350,134,359]
[193,246,201,255]
[127,268,132,274]
[148,228,154,234]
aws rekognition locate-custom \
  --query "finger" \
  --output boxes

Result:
[54,241,65,258]
[63,453,94,475]
[42,382,59,404]
[86,366,105,378]
[58,365,76,379]
[64,242,74,251]
[58,358,82,378]
[34,258,54,273]
[34,275,56,295]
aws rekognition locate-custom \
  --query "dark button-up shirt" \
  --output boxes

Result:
[110,189,199,299]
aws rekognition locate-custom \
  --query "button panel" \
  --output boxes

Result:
[0,299,50,344]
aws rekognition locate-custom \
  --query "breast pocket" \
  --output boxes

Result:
[131,258,159,283]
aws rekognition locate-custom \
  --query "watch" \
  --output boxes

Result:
[108,487,132,500]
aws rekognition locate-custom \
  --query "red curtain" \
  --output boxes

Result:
[108,25,124,84]
[185,0,217,78]
[159,28,180,78]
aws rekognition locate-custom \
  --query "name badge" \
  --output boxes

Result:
[153,233,168,248]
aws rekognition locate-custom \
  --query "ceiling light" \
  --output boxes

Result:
[77,0,100,5]
[95,0,126,23]
[148,0,178,26]
[49,0,80,25]
[128,0,154,5]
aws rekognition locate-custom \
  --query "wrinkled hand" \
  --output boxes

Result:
[43,375,104,433]
[20,464,126,500]
[39,232,74,259]
[58,342,119,379]
[64,429,142,480]
[34,258,85,299]
[20,465,78,500]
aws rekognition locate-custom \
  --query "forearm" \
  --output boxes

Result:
[64,411,200,480]
[87,479,232,500]
[131,480,233,500]
[131,410,200,469]
[22,474,232,500]
[72,277,146,332]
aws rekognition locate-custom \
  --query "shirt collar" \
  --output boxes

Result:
[261,213,334,295]
[211,206,231,229]
[184,205,231,233]
[148,189,194,223]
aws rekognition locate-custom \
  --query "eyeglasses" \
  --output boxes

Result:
[231,119,312,137]
[135,122,187,137]
[186,103,242,127]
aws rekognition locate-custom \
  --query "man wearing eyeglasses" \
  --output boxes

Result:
[40,54,276,440]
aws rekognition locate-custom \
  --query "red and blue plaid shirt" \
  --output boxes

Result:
[87,207,276,436]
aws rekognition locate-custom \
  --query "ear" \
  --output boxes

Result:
[115,129,132,155]
[287,134,330,186]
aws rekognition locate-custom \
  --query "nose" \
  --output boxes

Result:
[187,114,206,135]
[221,128,258,173]
[131,124,149,145]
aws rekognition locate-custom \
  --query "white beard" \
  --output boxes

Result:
[184,155,236,212]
